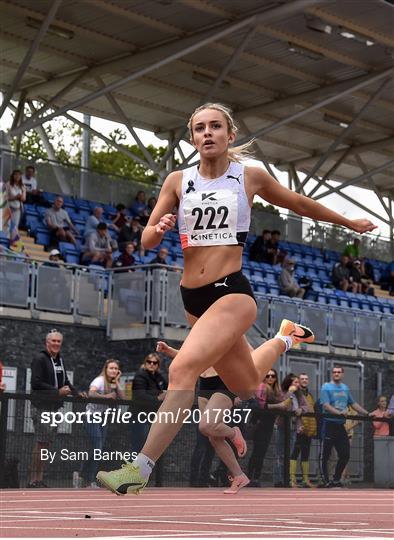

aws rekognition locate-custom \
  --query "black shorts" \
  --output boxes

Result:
[198,375,236,402]
[180,270,256,318]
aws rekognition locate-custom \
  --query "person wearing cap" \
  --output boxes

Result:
[279,258,305,298]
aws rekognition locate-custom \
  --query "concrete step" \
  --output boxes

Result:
[19,231,49,262]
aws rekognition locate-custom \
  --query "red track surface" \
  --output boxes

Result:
[1,488,393,539]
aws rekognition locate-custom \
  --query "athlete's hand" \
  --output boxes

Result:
[155,214,176,235]
[156,341,178,359]
[349,219,377,234]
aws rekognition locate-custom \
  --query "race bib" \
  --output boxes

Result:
[183,189,238,246]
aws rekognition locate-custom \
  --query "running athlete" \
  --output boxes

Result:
[157,341,249,494]
[97,102,376,495]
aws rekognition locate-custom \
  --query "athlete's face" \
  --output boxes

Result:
[191,109,235,157]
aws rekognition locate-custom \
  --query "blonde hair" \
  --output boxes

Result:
[187,102,255,163]
[100,358,120,390]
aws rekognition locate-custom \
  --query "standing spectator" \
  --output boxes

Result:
[29,330,79,488]
[84,207,105,240]
[6,169,26,229]
[247,369,284,487]
[22,165,44,205]
[290,373,317,488]
[111,203,129,232]
[343,238,360,261]
[380,260,394,296]
[149,246,170,265]
[332,255,357,292]
[79,359,125,488]
[249,230,271,263]
[371,396,391,438]
[45,195,78,247]
[118,217,142,252]
[113,242,135,270]
[82,223,112,268]
[269,374,308,487]
[131,190,147,220]
[130,353,167,455]
[320,366,369,487]
[279,258,305,298]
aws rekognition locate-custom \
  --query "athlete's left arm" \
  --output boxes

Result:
[247,167,377,234]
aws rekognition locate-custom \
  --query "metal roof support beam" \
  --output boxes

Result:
[313,159,394,201]
[354,154,391,218]
[279,135,394,168]
[308,172,390,226]
[0,0,63,119]
[237,67,394,119]
[94,77,158,172]
[389,197,394,259]
[10,0,323,136]
[298,76,393,191]
[157,26,256,172]
[235,66,394,145]
[306,147,353,197]
[10,91,27,132]
[290,165,305,195]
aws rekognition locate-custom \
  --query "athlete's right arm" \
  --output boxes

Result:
[141,172,181,250]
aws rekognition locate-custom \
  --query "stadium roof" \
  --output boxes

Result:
[0,0,394,210]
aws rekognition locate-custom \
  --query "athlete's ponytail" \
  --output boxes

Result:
[187,102,255,163]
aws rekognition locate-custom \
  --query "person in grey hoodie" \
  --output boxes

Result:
[279,258,305,298]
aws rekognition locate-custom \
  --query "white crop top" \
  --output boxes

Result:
[178,162,250,250]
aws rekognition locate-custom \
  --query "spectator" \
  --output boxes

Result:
[79,359,125,488]
[84,207,105,240]
[249,229,272,263]
[22,165,45,205]
[149,246,170,265]
[332,255,357,292]
[247,369,283,487]
[267,230,285,265]
[320,366,369,488]
[380,260,394,296]
[349,260,363,294]
[371,396,391,438]
[111,203,129,232]
[290,373,317,488]
[279,258,305,298]
[29,330,79,488]
[131,190,147,220]
[130,352,167,454]
[360,257,375,284]
[269,374,308,487]
[118,217,142,253]
[45,195,78,247]
[146,197,157,217]
[43,249,63,268]
[82,223,112,268]
[113,242,135,270]
[343,238,360,261]
[6,169,26,229]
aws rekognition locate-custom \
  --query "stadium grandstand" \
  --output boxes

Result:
[0,1,393,539]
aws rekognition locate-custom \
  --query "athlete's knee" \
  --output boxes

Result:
[168,357,199,389]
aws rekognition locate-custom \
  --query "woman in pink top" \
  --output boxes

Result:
[371,396,390,437]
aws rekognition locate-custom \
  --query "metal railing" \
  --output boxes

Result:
[0,392,391,489]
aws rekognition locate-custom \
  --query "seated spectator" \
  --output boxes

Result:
[332,255,357,293]
[84,207,105,240]
[113,242,135,271]
[118,217,142,252]
[343,238,360,261]
[349,260,363,294]
[380,260,394,296]
[360,257,375,283]
[267,230,286,265]
[22,165,45,205]
[131,190,147,220]
[43,248,63,267]
[45,195,78,247]
[6,169,26,229]
[279,258,305,298]
[249,229,271,263]
[149,246,170,265]
[82,223,112,268]
[111,203,129,232]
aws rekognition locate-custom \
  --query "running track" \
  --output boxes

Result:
[1,488,393,538]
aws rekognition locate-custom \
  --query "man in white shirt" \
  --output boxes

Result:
[45,196,78,246]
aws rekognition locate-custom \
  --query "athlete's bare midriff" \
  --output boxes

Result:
[181,244,243,288]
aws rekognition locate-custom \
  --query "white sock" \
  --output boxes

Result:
[275,335,293,352]
[133,453,155,479]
